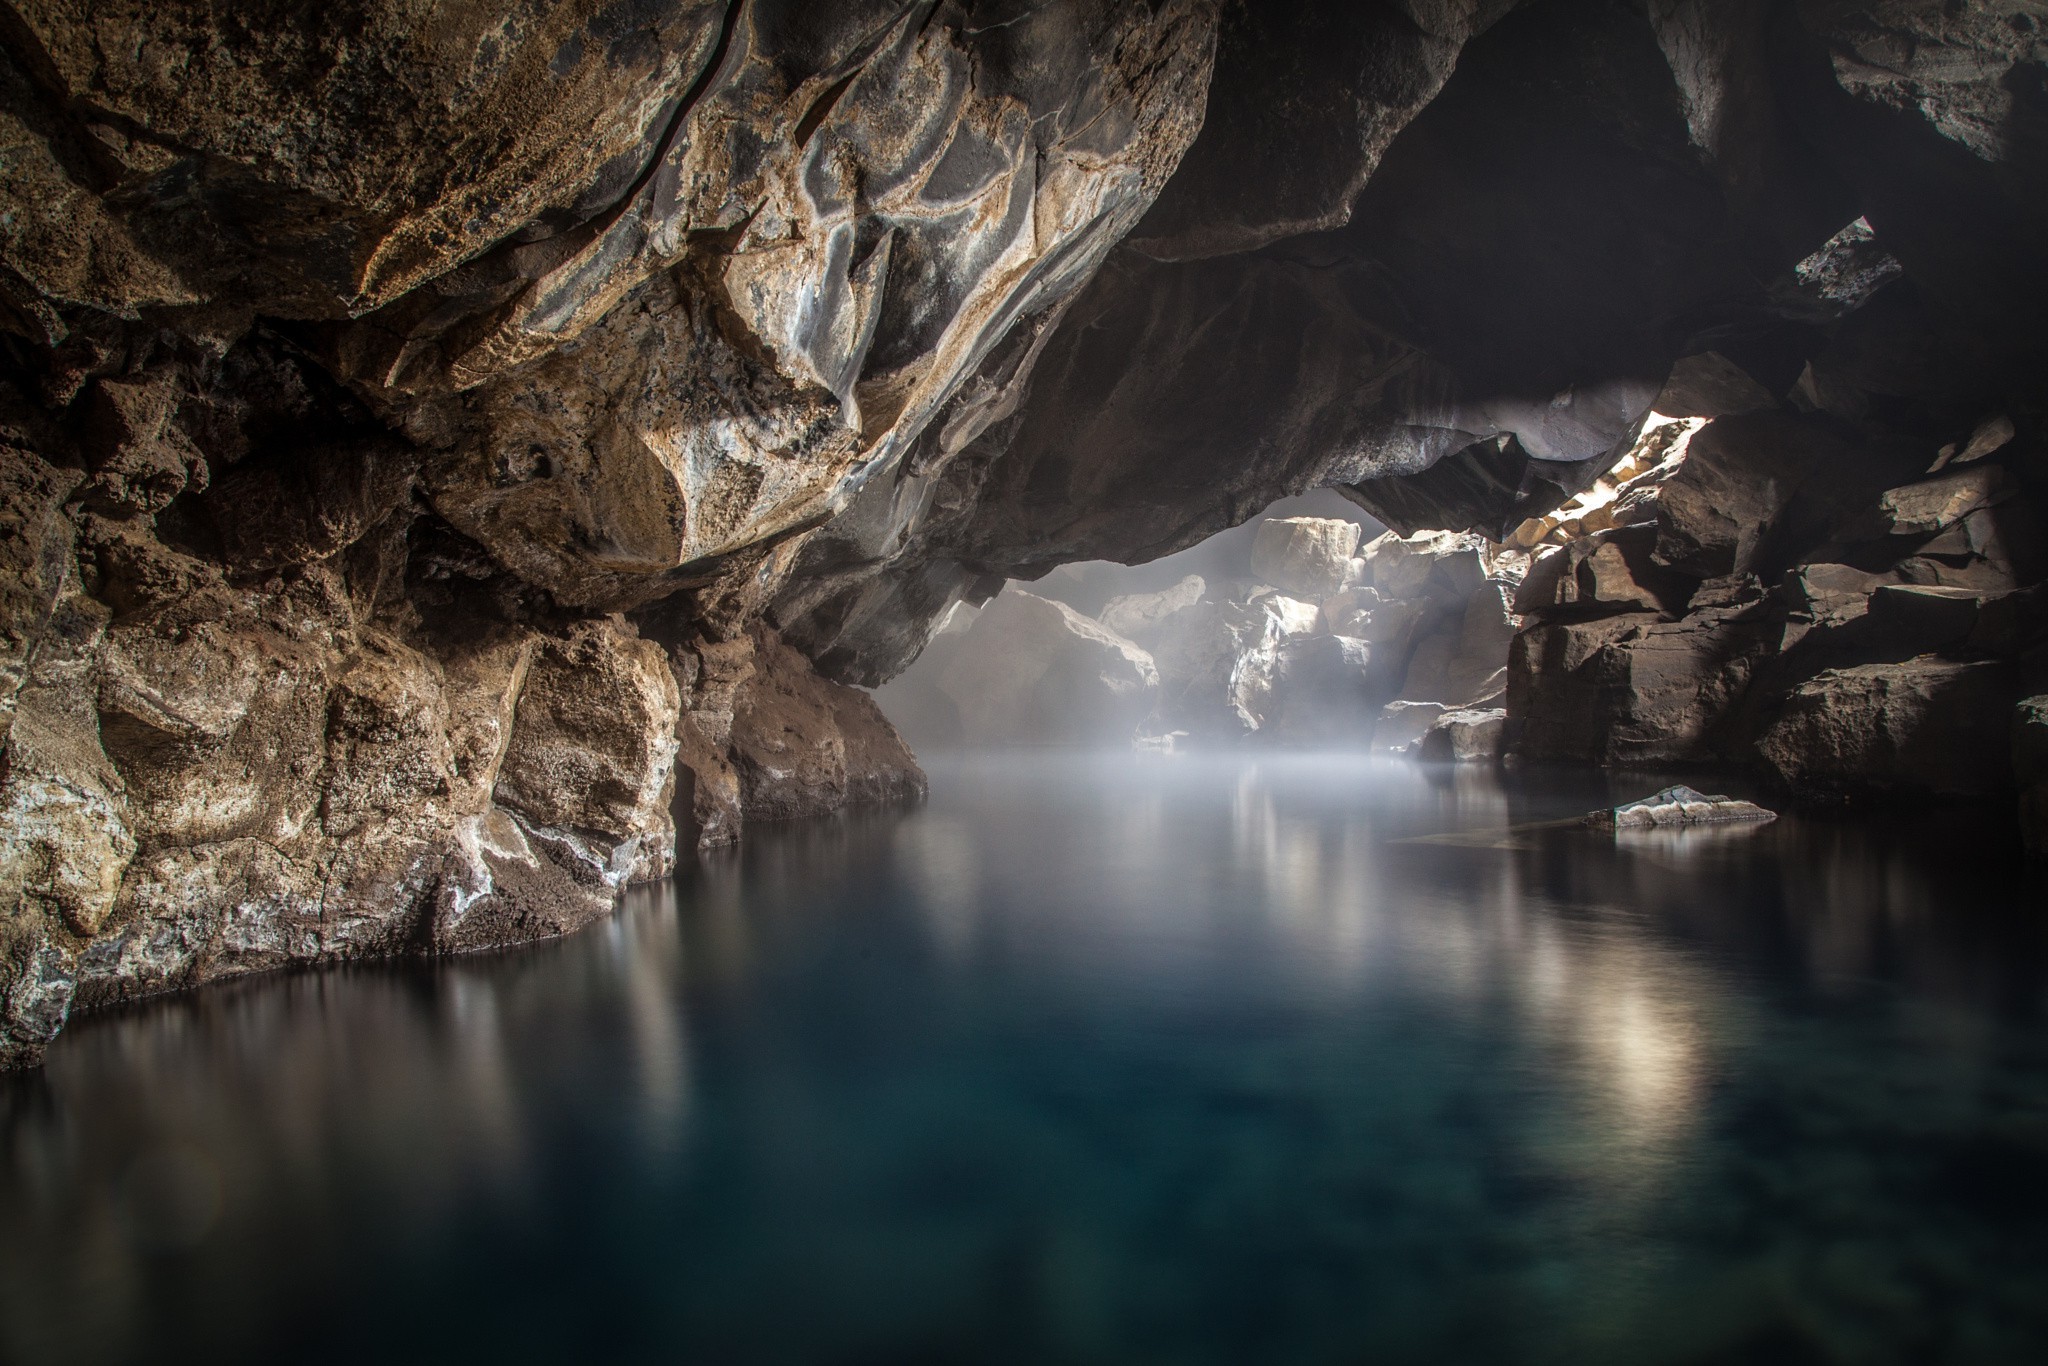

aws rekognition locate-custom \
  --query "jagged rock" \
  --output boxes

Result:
[1652,412,1916,580]
[938,591,1158,747]
[1515,526,1675,618]
[1880,466,2012,536]
[1509,601,1780,765]
[1653,352,1779,418]
[1417,708,1506,764]
[1587,785,1775,829]
[1101,576,1206,646]
[1755,658,2024,800]
[1250,517,1363,599]
[1365,529,1488,604]
[727,629,925,827]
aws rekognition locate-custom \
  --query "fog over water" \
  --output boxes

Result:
[4,753,2045,1365]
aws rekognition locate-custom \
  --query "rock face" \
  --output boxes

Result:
[7,0,2048,1066]
[0,0,1215,1068]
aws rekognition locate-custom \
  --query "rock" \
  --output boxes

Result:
[1251,591,1323,640]
[728,629,926,827]
[1587,784,1775,829]
[1365,529,1488,604]
[1864,585,1984,656]
[1755,658,2024,800]
[1654,352,1779,418]
[1417,709,1507,764]
[1652,412,1913,580]
[1880,466,2012,536]
[1514,526,1674,618]
[492,619,682,883]
[1267,635,1377,742]
[1250,517,1363,599]
[1372,700,1448,756]
[1100,576,1206,646]
[1508,602,1781,765]
[937,591,1158,747]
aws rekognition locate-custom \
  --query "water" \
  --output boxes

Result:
[3,754,2046,1366]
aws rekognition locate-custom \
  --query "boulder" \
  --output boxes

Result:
[1365,529,1489,604]
[1250,518,1364,599]
[1100,576,1207,646]
[1508,602,1781,765]
[1755,658,2024,799]
[1417,709,1507,763]
[1880,466,2012,536]
[938,592,1159,747]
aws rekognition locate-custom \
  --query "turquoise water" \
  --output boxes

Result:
[3,754,2046,1365]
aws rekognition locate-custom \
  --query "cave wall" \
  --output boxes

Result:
[4,0,2048,1068]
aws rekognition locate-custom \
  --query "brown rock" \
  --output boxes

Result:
[1756,658,2023,799]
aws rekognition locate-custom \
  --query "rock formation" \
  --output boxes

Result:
[6,0,2048,1067]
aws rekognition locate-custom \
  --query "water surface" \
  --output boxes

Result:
[4,755,2046,1365]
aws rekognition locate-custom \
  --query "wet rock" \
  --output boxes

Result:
[1250,517,1363,599]
[1755,658,2023,800]
[1586,785,1775,829]
[1417,708,1507,764]
[728,629,925,827]
[938,591,1158,747]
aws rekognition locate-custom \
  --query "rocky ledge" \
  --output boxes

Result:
[6,1,2048,1066]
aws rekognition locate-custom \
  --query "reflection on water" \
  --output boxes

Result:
[3,754,2045,1365]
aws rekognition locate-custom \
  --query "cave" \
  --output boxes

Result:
[3,1,2047,1360]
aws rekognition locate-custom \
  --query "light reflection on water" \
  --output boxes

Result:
[2,753,2045,1365]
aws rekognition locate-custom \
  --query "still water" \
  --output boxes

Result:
[3,755,2046,1365]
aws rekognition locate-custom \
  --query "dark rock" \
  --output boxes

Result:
[2018,696,2048,856]
[1755,657,2024,800]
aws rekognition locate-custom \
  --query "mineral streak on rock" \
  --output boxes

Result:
[1587,786,1777,831]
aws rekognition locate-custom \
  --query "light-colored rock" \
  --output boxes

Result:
[1587,784,1775,829]
[1364,529,1488,604]
[1880,466,2012,536]
[1417,709,1507,763]
[1250,517,1364,599]
[938,591,1159,746]
[1100,576,1206,645]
